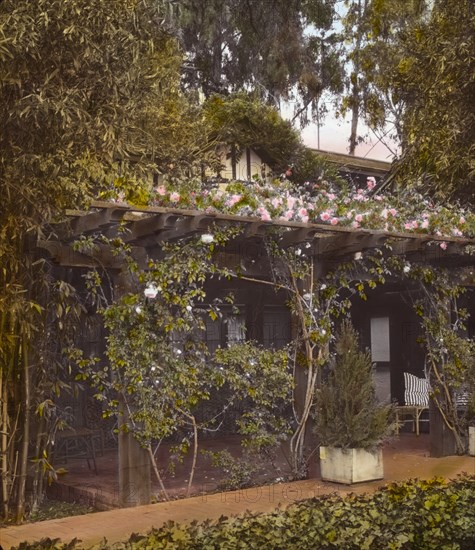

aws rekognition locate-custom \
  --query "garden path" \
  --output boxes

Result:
[1,434,474,549]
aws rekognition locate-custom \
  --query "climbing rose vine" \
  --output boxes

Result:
[108,176,475,246]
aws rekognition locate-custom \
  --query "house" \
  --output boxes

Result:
[37,199,475,506]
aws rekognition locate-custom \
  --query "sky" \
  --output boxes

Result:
[301,116,399,162]
[281,97,400,163]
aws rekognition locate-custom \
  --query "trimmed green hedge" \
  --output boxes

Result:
[13,476,475,550]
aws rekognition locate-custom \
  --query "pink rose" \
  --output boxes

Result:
[258,207,271,221]
[287,197,296,210]
[355,214,363,223]
[439,242,448,250]
[280,210,293,221]
[366,177,376,190]
[330,217,339,226]
[320,211,331,222]
[156,186,167,196]
[169,192,180,202]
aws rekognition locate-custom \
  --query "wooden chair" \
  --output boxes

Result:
[395,372,430,436]
[54,427,98,474]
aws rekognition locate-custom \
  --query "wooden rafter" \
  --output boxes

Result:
[39,202,475,269]
[53,206,129,241]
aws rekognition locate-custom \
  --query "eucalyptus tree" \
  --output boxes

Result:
[384,0,475,202]
[0,0,205,521]
[336,0,428,155]
[176,0,343,123]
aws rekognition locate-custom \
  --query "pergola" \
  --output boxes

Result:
[39,200,475,268]
[37,201,475,506]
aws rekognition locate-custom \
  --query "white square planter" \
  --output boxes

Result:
[469,426,475,456]
[320,446,384,484]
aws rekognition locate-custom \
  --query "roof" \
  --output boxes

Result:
[37,201,475,271]
[311,149,392,178]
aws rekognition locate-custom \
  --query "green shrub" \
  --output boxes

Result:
[316,320,392,449]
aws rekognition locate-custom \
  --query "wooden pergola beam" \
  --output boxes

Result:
[155,213,218,243]
[38,240,147,269]
[123,213,182,244]
[53,206,128,241]
[41,202,475,269]
[315,232,388,258]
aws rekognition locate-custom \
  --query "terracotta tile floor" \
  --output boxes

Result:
[1,434,474,549]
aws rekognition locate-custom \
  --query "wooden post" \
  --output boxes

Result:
[429,401,457,457]
[115,271,151,506]
[118,403,151,506]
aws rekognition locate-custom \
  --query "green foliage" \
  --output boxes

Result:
[382,0,475,200]
[11,539,81,550]
[203,93,302,174]
[316,319,391,449]
[290,148,347,187]
[0,0,208,519]
[76,227,296,494]
[26,499,95,524]
[405,266,475,452]
[336,0,428,152]
[175,0,342,120]
[215,342,293,453]
[12,476,475,549]
[202,449,262,491]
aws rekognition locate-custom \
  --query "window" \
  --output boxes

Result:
[263,306,291,349]
[205,307,246,353]
[370,316,390,362]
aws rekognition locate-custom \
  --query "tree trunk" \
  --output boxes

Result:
[348,0,363,156]
[15,337,31,521]
[349,79,360,155]
[1,375,9,519]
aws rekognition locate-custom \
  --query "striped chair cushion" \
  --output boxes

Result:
[455,388,470,407]
[404,372,430,407]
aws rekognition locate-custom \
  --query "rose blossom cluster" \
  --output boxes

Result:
[142,176,473,241]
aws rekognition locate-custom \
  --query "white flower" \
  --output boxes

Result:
[354,251,363,260]
[321,329,327,336]
[186,305,193,312]
[320,284,327,290]
[303,293,312,301]
[144,283,159,299]
[295,248,302,256]
[403,265,411,273]
[135,305,143,314]
[201,233,214,243]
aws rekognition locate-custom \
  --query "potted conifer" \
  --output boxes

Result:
[316,319,392,484]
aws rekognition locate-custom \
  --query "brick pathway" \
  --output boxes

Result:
[1,443,474,549]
